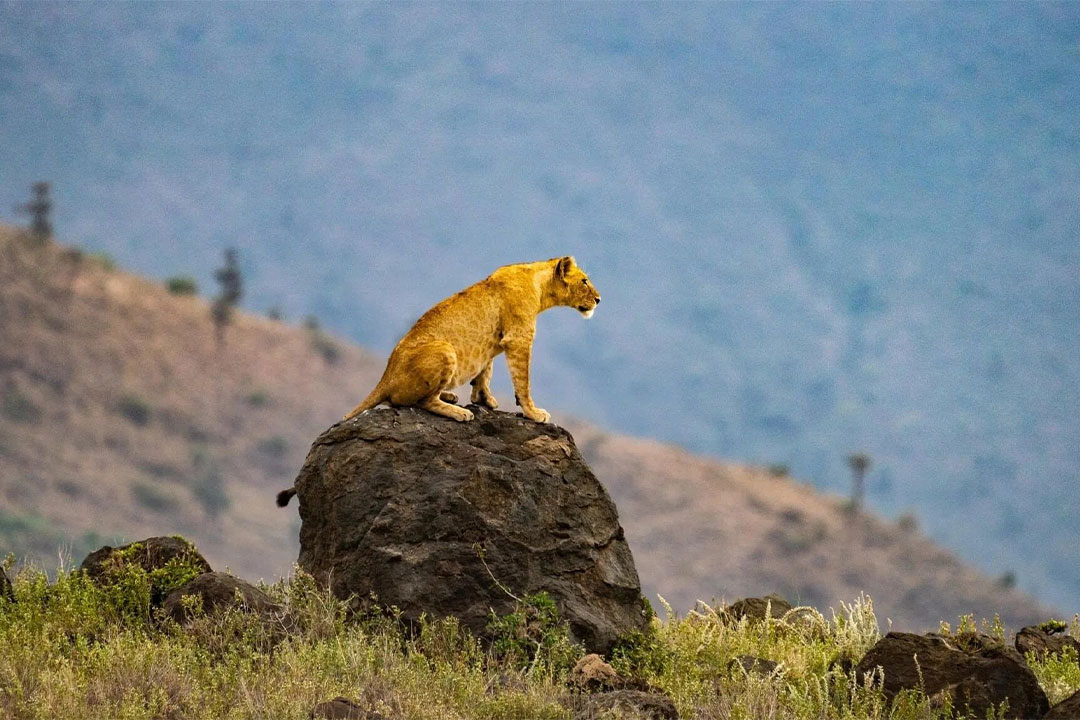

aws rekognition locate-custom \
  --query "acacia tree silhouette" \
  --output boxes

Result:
[211,248,243,347]
[847,452,872,511]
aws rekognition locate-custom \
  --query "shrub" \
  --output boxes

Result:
[131,481,180,514]
[2,390,42,424]
[257,436,288,457]
[245,389,270,407]
[190,447,230,519]
[165,275,198,295]
[117,394,152,426]
[487,591,582,675]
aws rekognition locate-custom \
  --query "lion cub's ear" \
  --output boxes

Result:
[555,256,575,279]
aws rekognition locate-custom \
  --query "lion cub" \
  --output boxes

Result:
[343,256,600,423]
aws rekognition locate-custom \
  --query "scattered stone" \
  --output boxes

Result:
[724,594,792,622]
[569,653,621,692]
[288,407,647,654]
[1045,689,1080,719]
[161,571,281,624]
[854,632,1048,719]
[80,536,211,604]
[1,567,13,602]
[728,655,779,675]
[566,689,679,720]
[310,697,386,720]
[1015,624,1080,662]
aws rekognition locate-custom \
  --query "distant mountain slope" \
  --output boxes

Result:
[0,226,1051,630]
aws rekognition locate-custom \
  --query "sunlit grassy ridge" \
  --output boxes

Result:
[2,557,1078,720]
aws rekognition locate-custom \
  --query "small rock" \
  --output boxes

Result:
[1045,689,1080,719]
[310,697,386,720]
[569,653,621,692]
[724,594,792,622]
[1015,625,1080,662]
[161,571,281,623]
[80,536,211,604]
[1,567,13,602]
[567,689,679,720]
[728,655,778,675]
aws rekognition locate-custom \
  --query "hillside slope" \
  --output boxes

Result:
[0,226,1052,630]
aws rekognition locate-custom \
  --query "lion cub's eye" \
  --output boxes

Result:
[581,279,588,285]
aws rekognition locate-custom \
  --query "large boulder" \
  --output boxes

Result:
[288,406,648,654]
[854,632,1048,719]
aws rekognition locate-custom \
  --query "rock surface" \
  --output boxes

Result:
[724,594,792,622]
[161,571,281,623]
[854,632,1048,719]
[80,536,212,604]
[289,406,647,654]
[1015,624,1080,662]
[1046,689,1080,719]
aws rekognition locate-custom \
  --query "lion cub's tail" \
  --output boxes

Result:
[342,378,389,422]
[276,488,297,507]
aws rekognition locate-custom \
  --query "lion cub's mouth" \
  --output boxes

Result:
[578,305,595,318]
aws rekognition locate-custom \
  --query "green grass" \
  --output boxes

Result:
[1,567,1077,720]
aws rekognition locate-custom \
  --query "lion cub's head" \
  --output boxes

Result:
[551,256,601,318]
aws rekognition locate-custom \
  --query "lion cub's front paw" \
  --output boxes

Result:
[524,407,550,423]
[451,406,475,422]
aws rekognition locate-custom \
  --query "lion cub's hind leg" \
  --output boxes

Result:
[392,341,473,422]
[470,359,499,409]
[440,391,459,404]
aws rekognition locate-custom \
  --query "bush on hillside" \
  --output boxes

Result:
[166,275,199,296]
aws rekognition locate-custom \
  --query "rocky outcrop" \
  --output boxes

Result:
[1015,624,1080,662]
[287,406,648,654]
[161,571,281,623]
[80,536,212,604]
[854,632,1048,719]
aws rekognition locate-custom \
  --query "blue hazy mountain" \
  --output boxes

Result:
[1,3,1078,609]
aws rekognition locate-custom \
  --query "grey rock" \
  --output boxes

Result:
[854,631,1048,719]
[289,406,647,654]
[161,571,281,623]
[724,594,792,622]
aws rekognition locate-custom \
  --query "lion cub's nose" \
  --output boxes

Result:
[595,296,601,304]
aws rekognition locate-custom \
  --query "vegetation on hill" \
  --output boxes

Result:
[3,552,1078,720]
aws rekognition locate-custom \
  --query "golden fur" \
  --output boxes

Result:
[343,256,601,423]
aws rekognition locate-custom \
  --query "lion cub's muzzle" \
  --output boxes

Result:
[577,294,601,318]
